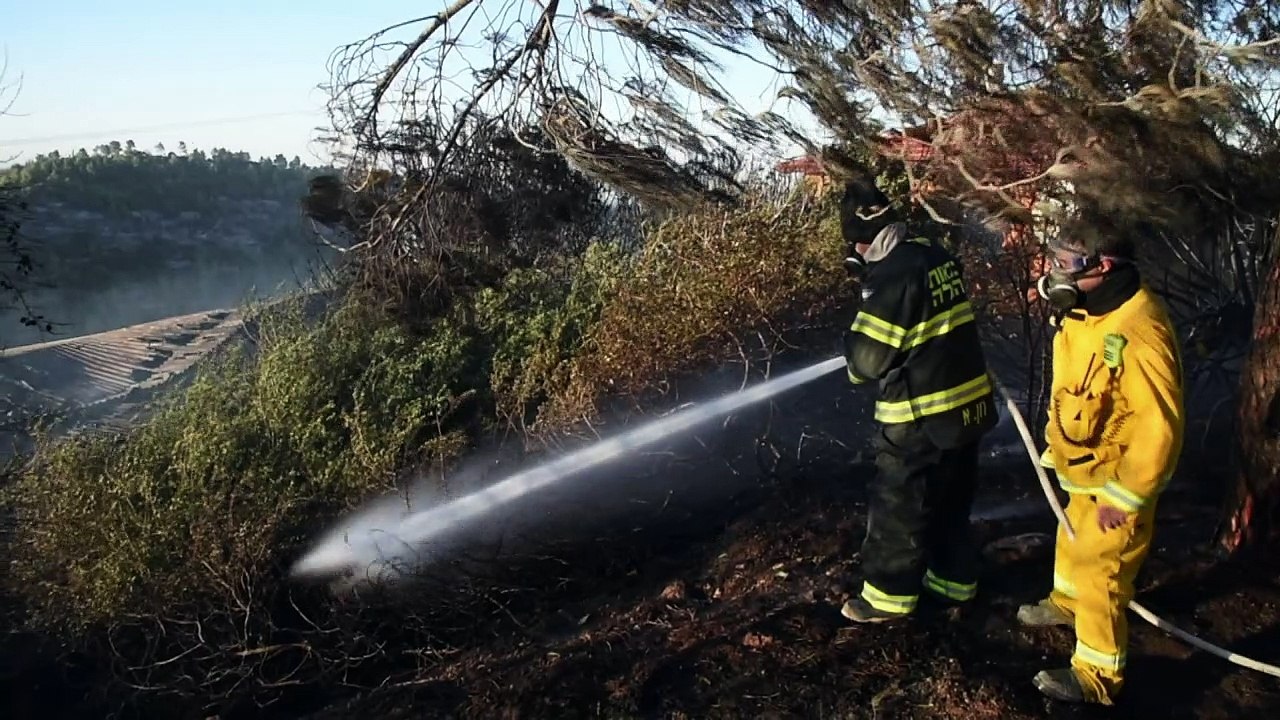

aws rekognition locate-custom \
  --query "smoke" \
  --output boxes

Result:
[2,257,316,346]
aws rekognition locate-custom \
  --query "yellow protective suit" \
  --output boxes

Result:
[1039,283,1185,704]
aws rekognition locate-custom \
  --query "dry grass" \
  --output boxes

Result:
[537,189,846,431]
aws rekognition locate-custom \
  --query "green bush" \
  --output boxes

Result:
[1,187,855,718]
[474,240,630,430]
[7,297,480,629]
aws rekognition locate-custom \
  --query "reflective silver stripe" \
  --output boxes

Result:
[1039,447,1056,469]
[1100,481,1145,512]
[1053,571,1076,598]
[1057,477,1092,494]
[1074,640,1126,671]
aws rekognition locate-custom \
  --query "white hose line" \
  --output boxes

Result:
[993,379,1280,679]
[995,380,1073,539]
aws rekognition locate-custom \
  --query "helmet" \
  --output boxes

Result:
[839,174,896,246]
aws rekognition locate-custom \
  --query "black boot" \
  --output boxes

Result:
[1033,668,1087,702]
[841,596,910,623]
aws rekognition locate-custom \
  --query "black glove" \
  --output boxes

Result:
[843,252,867,279]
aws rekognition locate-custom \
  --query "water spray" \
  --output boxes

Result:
[291,356,847,579]
[994,379,1280,679]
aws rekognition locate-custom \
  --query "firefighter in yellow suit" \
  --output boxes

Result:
[1018,213,1185,705]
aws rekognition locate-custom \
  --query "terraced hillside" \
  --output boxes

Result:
[0,307,250,455]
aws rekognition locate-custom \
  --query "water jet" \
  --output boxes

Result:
[292,356,846,580]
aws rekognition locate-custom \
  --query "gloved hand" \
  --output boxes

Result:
[1097,503,1129,532]
[843,253,867,279]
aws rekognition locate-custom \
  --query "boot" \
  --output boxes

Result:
[841,596,909,623]
[1016,598,1072,627]
[1033,668,1087,702]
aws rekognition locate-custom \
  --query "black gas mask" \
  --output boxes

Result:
[1037,250,1104,311]
[840,177,893,280]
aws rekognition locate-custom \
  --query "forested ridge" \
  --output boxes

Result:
[2,141,321,215]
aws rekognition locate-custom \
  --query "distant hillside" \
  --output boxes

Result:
[4,141,321,213]
[0,143,337,345]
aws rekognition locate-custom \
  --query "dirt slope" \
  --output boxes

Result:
[0,290,330,453]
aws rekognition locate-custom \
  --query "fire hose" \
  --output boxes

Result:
[993,379,1280,678]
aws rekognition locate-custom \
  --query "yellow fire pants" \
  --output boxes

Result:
[1047,493,1156,704]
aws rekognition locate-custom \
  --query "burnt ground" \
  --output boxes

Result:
[4,346,1278,720]
[286,349,1279,720]
[299,467,1280,720]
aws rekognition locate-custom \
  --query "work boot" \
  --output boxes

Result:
[1033,668,1087,702]
[840,596,909,623]
[1016,598,1072,627]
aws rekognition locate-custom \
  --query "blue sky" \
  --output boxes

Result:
[2,1,427,164]
[1,2,812,168]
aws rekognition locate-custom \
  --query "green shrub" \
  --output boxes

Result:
[474,240,630,430]
[2,186,854,720]
[5,186,847,627]
[7,297,480,629]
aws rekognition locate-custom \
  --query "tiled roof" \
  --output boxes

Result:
[775,156,827,175]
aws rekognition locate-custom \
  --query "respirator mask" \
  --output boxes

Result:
[841,205,893,280]
[1036,249,1105,311]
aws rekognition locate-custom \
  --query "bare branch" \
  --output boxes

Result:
[354,0,480,144]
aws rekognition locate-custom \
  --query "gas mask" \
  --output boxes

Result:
[1037,270,1082,311]
[840,180,894,282]
[1037,251,1103,312]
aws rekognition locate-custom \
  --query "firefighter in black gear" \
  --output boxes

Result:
[838,176,999,623]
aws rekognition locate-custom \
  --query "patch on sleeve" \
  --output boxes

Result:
[1103,333,1128,369]
[861,286,875,301]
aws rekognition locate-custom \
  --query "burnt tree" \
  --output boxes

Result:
[1224,219,1280,553]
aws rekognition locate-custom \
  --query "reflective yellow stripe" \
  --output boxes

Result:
[1039,447,1056,470]
[850,300,975,352]
[1053,571,1076,598]
[902,301,975,349]
[874,373,993,424]
[861,581,917,614]
[1100,481,1145,512]
[1074,640,1126,671]
[923,569,976,601]
[849,312,909,348]
[848,366,872,385]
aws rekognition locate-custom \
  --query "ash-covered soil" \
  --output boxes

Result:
[4,349,1275,720]
[298,466,1280,720]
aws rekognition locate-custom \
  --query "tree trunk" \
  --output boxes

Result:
[1220,226,1280,555]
